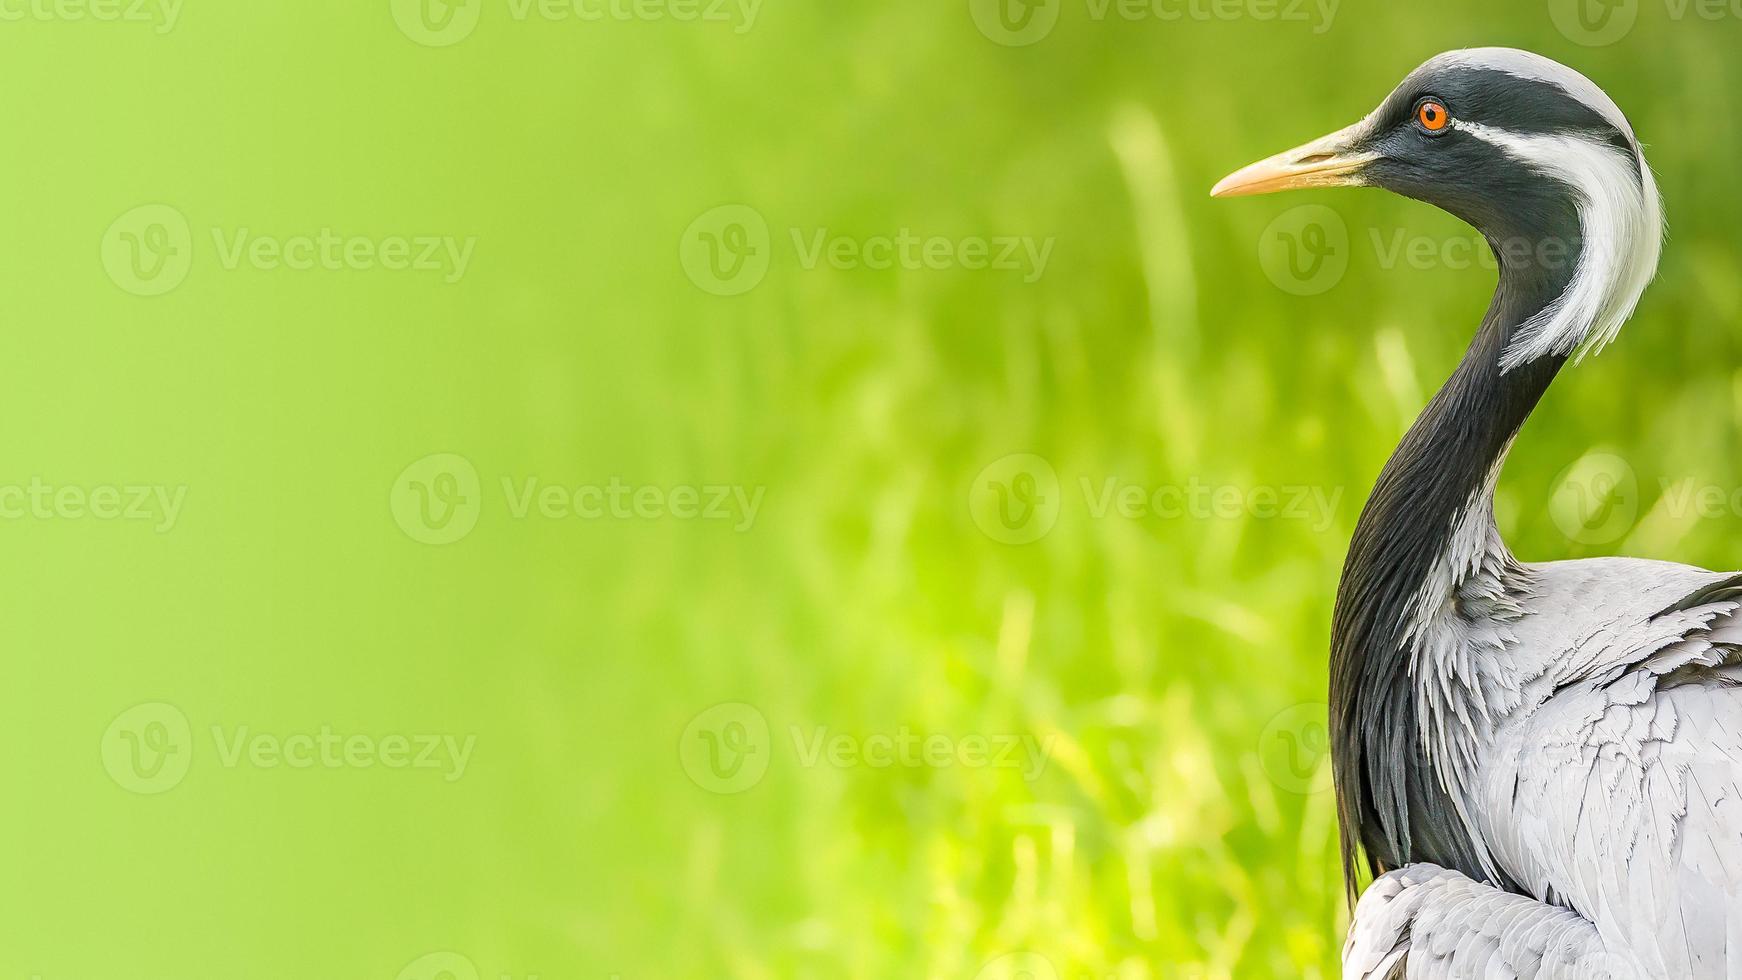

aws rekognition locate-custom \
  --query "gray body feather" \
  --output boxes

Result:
[1272,49,1742,979]
[1345,553,1742,978]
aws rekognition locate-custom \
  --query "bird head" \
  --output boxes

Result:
[1213,48,1663,370]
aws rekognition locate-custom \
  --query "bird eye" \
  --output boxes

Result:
[1415,99,1450,134]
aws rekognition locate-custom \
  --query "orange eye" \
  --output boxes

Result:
[1416,100,1450,132]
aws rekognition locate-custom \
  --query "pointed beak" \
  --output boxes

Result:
[1210,121,1380,198]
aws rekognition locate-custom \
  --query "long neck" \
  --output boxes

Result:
[1329,252,1572,897]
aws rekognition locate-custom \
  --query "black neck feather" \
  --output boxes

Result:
[1328,225,1578,900]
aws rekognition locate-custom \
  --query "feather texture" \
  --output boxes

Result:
[1346,559,1742,978]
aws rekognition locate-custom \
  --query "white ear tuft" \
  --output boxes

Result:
[1493,130,1663,372]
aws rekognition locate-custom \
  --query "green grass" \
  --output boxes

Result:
[2,2,1741,978]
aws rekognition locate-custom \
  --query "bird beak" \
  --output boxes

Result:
[1210,121,1379,198]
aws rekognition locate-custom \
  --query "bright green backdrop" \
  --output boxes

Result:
[2,1,1740,977]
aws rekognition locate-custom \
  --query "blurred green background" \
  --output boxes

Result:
[2,0,1741,977]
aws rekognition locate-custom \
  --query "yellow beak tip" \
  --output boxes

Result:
[1208,122,1376,201]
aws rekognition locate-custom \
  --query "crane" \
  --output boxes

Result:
[1213,48,1741,978]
